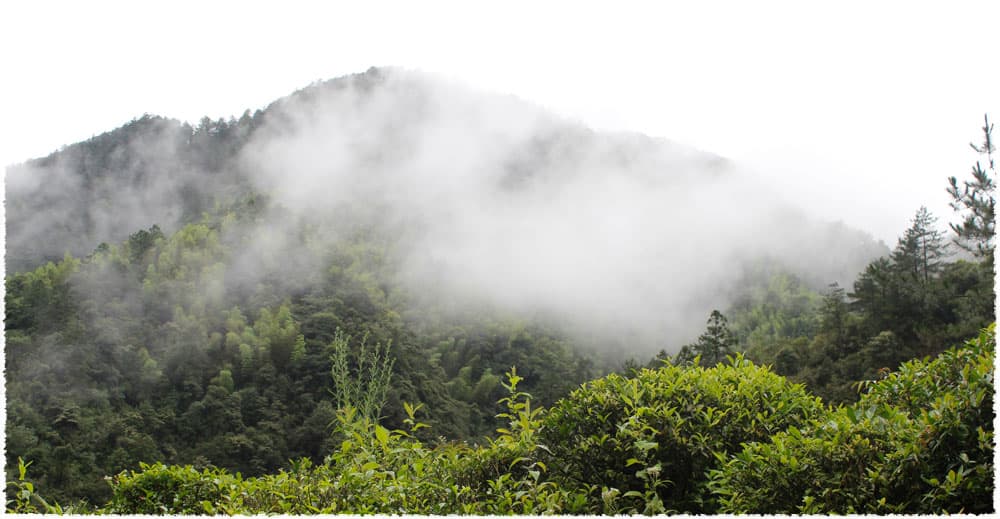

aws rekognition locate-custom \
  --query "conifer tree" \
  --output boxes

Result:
[819,283,849,341]
[677,310,736,366]
[947,114,995,262]
[892,206,947,283]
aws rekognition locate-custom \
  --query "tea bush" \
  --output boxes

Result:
[105,404,475,514]
[708,404,914,513]
[105,463,233,515]
[712,324,994,514]
[539,355,825,513]
[104,369,594,515]
[869,324,994,513]
[6,458,83,514]
[20,327,994,515]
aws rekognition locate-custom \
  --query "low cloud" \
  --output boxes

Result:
[236,68,885,352]
[6,68,886,355]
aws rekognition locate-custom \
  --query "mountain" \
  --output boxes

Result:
[6,67,887,344]
[5,67,897,505]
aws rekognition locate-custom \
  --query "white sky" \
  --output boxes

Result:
[2,0,997,243]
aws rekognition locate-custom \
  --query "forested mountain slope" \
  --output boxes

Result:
[6,67,885,314]
[5,68,991,510]
[11,328,995,514]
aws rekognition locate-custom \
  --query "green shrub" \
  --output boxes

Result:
[104,368,593,515]
[6,457,77,514]
[872,324,995,513]
[712,324,995,514]
[100,326,995,515]
[539,355,825,513]
[105,463,233,514]
[107,405,475,514]
[453,367,595,515]
[709,404,914,513]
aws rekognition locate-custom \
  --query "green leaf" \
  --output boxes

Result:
[635,440,658,452]
[375,425,390,447]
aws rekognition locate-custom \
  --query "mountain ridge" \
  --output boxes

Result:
[6,67,884,280]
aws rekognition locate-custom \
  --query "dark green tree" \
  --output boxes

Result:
[892,206,947,284]
[819,283,849,345]
[677,310,736,366]
[947,114,995,262]
[851,257,897,333]
[127,225,164,266]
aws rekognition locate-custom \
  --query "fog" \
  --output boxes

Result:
[235,68,885,350]
[5,67,889,354]
[4,115,248,272]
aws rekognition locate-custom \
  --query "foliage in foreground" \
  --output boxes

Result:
[9,326,994,515]
[6,458,87,515]
[540,354,825,513]
[102,368,596,515]
[711,323,995,514]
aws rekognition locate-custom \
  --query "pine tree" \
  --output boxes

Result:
[851,257,896,332]
[892,206,947,283]
[678,310,736,366]
[820,283,848,338]
[947,114,995,262]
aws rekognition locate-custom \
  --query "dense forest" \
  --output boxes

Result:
[5,69,995,514]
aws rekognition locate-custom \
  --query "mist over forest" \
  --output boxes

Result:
[7,67,886,351]
[4,68,994,513]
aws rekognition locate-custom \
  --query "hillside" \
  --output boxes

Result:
[5,68,992,510]
[6,67,887,345]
